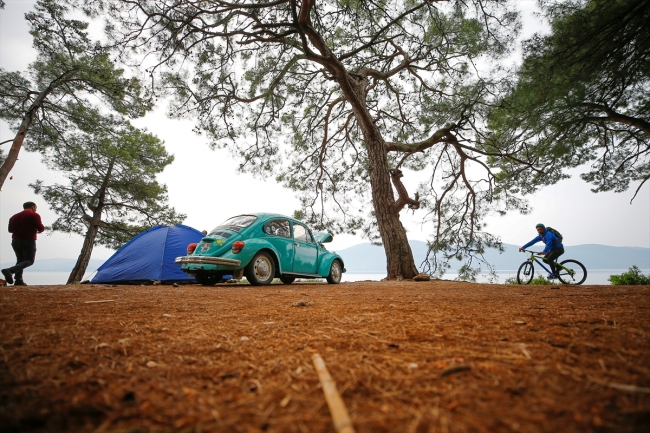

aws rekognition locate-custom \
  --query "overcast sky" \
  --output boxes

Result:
[1,0,648,268]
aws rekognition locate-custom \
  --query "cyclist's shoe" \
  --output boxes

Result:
[547,273,557,279]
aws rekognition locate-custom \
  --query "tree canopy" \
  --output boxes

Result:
[73,0,534,279]
[31,112,184,283]
[487,0,650,201]
[0,0,151,189]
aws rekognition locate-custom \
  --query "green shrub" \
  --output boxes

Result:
[608,266,650,285]
[504,275,553,285]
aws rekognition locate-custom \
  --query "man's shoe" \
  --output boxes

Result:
[1,269,13,285]
[13,281,27,286]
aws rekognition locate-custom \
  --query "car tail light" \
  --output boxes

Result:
[232,241,245,253]
[187,243,198,254]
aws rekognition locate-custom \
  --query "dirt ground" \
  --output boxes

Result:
[1,280,649,433]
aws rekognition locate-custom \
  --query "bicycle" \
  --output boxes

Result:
[517,250,587,285]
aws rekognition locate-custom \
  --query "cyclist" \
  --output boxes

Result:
[519,223,564,279]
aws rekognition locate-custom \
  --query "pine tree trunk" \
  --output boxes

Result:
[0,88,52,190]
[67,222,100,284]
[332,71,419,280]
[365,136,419,280]
[0,113,33,190]
[67,159,113,284]
[292,8,420,279]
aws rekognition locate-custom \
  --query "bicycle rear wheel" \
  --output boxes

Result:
[517,261,534,284]
[557,259,587,285]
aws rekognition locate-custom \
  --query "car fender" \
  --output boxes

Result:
[318,252,345,277]
[222,238,287,273]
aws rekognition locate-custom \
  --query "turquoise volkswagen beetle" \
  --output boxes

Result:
[175,213,345,286]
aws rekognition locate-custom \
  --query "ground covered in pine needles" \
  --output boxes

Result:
[1,280,649,433]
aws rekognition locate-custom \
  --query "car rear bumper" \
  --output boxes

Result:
[175,256,241,267]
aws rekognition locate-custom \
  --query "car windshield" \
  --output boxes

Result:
[213,215,258,232]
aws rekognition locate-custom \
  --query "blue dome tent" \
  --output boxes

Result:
[90,225,203,284]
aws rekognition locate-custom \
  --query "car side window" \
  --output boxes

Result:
[293,224,313,243]
[263,219,291,238]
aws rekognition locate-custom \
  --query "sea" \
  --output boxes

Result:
[12,269,648,286]
[342,270,646,285]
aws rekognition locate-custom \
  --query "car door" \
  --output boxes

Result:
[262,219,294,272]
[292,223,318,274]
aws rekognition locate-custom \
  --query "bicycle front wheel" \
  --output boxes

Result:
[517,261,535,284]
[557,259,587,285]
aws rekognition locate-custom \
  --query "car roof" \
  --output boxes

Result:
[230,213,305,224]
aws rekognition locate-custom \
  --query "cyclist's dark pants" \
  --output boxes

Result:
[543,247,565,275]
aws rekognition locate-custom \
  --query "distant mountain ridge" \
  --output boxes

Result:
[2,243,648,274]
[0,258,105,273]
[333,241,650,274]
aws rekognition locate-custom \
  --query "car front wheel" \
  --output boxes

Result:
[326,260,343,284]
[279,275,295,284]
[245,251,275,286]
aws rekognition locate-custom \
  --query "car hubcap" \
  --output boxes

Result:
[254,257,271,280]
[332,263,341,281]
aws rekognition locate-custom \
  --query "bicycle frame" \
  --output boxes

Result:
[524,251,554,274]
[521,250,574,276]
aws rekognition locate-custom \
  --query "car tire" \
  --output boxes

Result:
[245,251,275,286]
[326,260,343,284]
[279,275,295,285]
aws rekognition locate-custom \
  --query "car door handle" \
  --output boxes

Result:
[294,242,299,247]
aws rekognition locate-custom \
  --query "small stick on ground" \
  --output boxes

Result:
[84,300,116,304]
[588,376,650,394]
[312,353,356,433]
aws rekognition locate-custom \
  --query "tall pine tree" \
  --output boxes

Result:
[0,0,151,189]
[31,113,184,283]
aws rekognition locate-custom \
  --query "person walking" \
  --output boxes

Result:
[519,223,564,279]
[2,201,45,286]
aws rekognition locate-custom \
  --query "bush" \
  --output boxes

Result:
[504,275,553,285]
[608,266,650,285]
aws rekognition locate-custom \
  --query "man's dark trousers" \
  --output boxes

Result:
[543,247,565,276]
[9,239,37,283]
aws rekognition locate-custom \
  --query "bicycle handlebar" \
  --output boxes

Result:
[520,249,544,256]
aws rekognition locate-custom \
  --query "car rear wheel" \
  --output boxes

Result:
[279,275,295,284]
[245,251,275,286]
[326,260,343,284]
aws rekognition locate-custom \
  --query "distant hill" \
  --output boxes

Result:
[2,243,648,274]
[333,241,650,274]
[0,258,106,273]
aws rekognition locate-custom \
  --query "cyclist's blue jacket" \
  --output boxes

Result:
[522,230,563,254]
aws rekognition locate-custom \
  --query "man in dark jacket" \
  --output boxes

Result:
[519,223,564,279]
[2,202,45,286]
